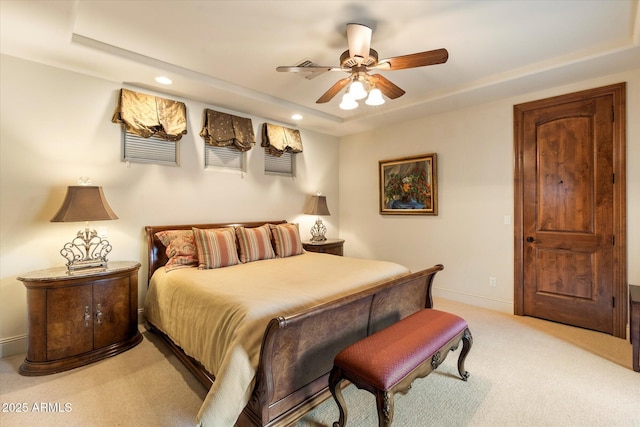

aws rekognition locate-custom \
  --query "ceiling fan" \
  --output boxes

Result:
[276,23,448,108]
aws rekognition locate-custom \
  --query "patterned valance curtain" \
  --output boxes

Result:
[111,89,187,141]
[200,109,255,152]
[261,123,303,157]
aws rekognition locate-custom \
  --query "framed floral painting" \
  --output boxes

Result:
[379,153,438,215]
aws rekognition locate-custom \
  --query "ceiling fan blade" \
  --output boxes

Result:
[369,74,405,99]
[316,77,351,103]
[276,65,343,72]
[346,23,372,64]
[376,48,449,70]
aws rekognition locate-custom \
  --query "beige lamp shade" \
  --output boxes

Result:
[303,195,330,216]
[51,186,118,222]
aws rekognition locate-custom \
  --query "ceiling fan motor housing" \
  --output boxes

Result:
[340,49,378,68]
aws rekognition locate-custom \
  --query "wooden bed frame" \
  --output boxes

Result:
[145,221,444,427]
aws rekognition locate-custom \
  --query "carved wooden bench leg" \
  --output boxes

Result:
[375,389,394,427]
[458,328,473,381]
[329,366,348,427]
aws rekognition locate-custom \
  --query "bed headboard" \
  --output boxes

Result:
[145,220,287,283]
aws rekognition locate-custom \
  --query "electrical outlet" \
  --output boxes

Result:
[489,276,497,287]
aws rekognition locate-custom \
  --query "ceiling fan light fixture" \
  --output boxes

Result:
[339,93,358,110]
[348,80,367,100]
[365,88,385,106]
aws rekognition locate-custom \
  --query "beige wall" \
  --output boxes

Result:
[1,53,638,357]
[0,55,340,356]
[339,69,640,313]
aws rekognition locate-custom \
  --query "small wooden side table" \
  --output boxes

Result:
[18,261,142,376]
[630,284,640,372]
[302,238,345,256]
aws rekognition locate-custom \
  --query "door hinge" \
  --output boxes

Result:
[611,106,615,122]
[611,235,615,246]
[612,297,615,308]
[612,173,615,184]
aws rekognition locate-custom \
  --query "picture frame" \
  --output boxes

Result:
[379,153,438,215]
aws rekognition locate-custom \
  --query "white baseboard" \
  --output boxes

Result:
[0,334,27,359]
[1,309,146,359]
[433,286,514,314]
[433,287,632,340]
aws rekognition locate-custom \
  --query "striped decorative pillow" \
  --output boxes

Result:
[192,227,239,269]
[270,223,303,258]
[155,230,198,271]
[236,225,276,263]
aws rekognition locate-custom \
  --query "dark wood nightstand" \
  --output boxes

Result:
[302,238,345,256]
[17,261,142,376]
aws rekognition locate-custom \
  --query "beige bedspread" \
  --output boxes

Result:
[144,252,410,427]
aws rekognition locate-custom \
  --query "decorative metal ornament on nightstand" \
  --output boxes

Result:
[51,179,119,272]
[303,193,331,242]
[59,227,113,271]
[310,217,328,242]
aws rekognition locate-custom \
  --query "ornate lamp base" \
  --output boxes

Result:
[60,226,112,272]
[310,218,327,242]
[67,259,108,272]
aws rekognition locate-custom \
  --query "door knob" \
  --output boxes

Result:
[526,236,535,243]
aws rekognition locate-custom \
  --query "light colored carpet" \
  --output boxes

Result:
[0,326,207,427]
[1,299,638,427]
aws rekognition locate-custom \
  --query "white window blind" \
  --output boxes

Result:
[265,151,295,176]
[122,132,178,166]
[205,145,245,171]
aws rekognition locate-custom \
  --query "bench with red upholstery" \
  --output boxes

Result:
[329,309,472,427]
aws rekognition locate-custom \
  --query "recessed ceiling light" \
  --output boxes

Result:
[291,114,303,120]
[155,76,172,85]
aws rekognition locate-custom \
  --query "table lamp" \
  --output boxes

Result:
[303,193,330,242]
[51,182,118,271]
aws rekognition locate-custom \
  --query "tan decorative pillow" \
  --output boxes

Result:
[236,225,276,263]
[155,230,198,272]
[192,227,239,269]
[269,223,303,258]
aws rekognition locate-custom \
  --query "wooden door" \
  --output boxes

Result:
[514,83,627,338]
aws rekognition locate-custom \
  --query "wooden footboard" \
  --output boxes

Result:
[237,264,444,427]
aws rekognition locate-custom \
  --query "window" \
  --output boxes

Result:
[122,132,178,166]
[265,151,295,177]
[205,145,245,171]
